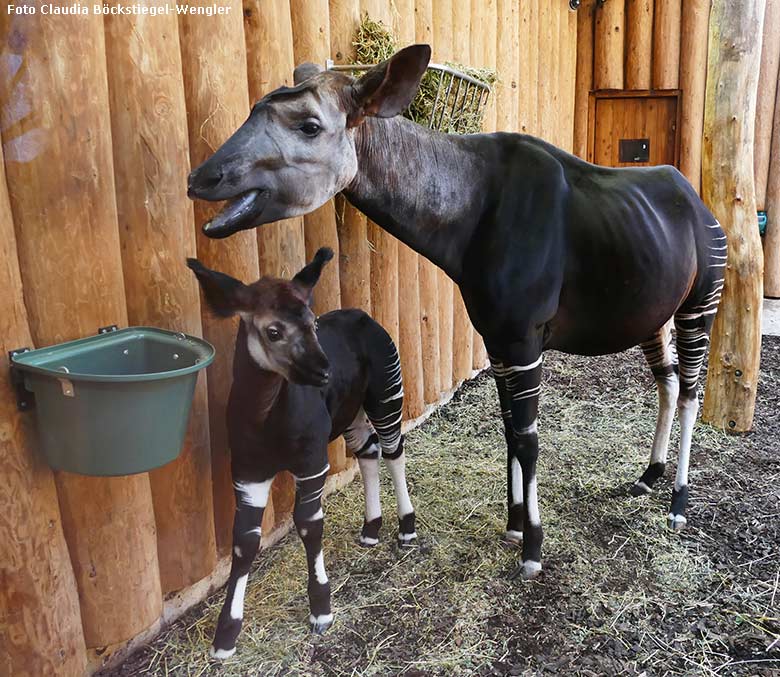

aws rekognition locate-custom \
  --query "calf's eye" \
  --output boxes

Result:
[266,326,283,342]
[301,121,321,137]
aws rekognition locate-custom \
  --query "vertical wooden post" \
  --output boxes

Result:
[537,0,556,142]
[496,0,517,132]
[651,0,681,89]
[290,0,348,473]
[245,0,307,279]
[329,0,372,314]
[415,0,442,403]
[0,11,162,646]
[594,0,625,90]
[574,0,595,157]
[393,0,427,418]
[625,0,653,90]
[178,2,262,553]
[754,0,780,211]
[0,138,87,677]
[678,0,710,193]
[764,72,780,297]
[451,0,474,384]
[701,0,766,432]
[104,5,217,595]
[560,5,579,153]
[432,0,455,392]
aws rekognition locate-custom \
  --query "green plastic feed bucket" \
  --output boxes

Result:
[11,327,215,476]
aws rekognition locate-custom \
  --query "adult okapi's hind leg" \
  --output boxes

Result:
[489,335,544,580]
[631,322,680,496]
[667,224,726,530]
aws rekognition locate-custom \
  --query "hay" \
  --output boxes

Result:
[108,345,779,677]
[351,14,498,134]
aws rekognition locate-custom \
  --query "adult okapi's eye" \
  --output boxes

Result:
[266,325,284,342]
[300,121,321,137]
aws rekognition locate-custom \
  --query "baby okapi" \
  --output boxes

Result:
[187,248,416,658]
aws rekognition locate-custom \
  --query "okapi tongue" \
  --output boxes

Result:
[202,189,264,239]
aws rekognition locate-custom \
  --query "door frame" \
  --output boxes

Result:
[587,89,682,167]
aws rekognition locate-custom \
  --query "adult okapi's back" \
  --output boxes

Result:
[186,44,725,580]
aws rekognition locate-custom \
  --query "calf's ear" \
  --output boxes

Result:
[292,247,334,303]
[348,44,431,127]
[294,62,324,85]
[186,258,251,317]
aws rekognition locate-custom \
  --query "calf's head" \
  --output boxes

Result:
[187,248,334,387]
[187,44,431,238]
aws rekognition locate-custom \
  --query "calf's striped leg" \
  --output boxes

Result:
[365,340,416,546]
[293,465,332,633]
[491,342,544,580]
[344,409,383,546]
[210,478,272,659]
[632,322,680,496]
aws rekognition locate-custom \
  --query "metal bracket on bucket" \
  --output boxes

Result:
[9,348,35,411]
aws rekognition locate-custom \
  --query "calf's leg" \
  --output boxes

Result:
[293,465,333,632]
[344,409,383,545]
[210,478,272,659]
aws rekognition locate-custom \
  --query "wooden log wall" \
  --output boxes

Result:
[701,0,765,432]
[0,1,584,671]
[762,0,780,297]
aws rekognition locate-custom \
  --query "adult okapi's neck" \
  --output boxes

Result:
[344,116,491,280]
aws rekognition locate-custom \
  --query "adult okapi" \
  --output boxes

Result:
[187,45,726,581]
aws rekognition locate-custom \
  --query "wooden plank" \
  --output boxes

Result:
[415,0,442,402]
[290,0,348,473]
[0,10,162,647]
[764,64,780,297]
[329,0,372,314]
[561,5,579,153]
[625,0,654,90]
[678,0,710,192]
[594,0,625,90]
[451,0,474,384]
[0,130,87,677]
[518,0,533,135]
[701,0,766,432]
[178,1,263,553]
[754,0,780,210]
[104,4,217,596]
[574,0,596,156]
[245,0,307,278]
[433,0,455,392]
[652,0,681,89]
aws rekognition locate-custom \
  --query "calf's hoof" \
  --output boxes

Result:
[667,513,687,532]
[503,529,524,546]
[359,516,382,547]
[629,480,652,497]
[358,534,379,547]
[308,612,334,635]
[209,645,236,660]
[509,560,542,581]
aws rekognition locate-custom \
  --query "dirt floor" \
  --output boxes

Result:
[110,338,780,676]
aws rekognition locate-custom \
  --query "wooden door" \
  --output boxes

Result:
[587,91,681,167]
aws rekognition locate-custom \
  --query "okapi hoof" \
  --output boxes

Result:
[509,560,542,581]
[397,512,417,547]
[629,480,653,497]
[209,645,236,660]
[359,516,382,547]
[503,529,524,546]
[309,613,334,635]
[667,513,687,531]
[397,531,418,547]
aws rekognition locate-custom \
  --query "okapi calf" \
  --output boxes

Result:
[187,45,726,581]
[187,248,416,658]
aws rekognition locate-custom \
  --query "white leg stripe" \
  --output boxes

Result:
[314,551,328,584]
[385,454,414,519]
[234,479,272,508]
[210,646,236,660]
[230,573,249,620]
[293,465,330,482]
[527,475,541,526]
[510,457,523,506]
[358,457,382,522]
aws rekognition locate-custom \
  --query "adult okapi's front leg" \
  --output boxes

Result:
[293,464,333,633]
[489,338,544,580]
[210,477,273,659]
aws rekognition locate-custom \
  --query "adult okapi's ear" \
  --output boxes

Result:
[294,62,324,85]
[186,258,251,317]
[348,44,431,127]
[292,247,334,303]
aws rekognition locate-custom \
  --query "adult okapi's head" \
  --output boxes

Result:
[187,248,334,386]
[187,44,431,239]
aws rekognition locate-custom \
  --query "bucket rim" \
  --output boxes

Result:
[11,326,215,383]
